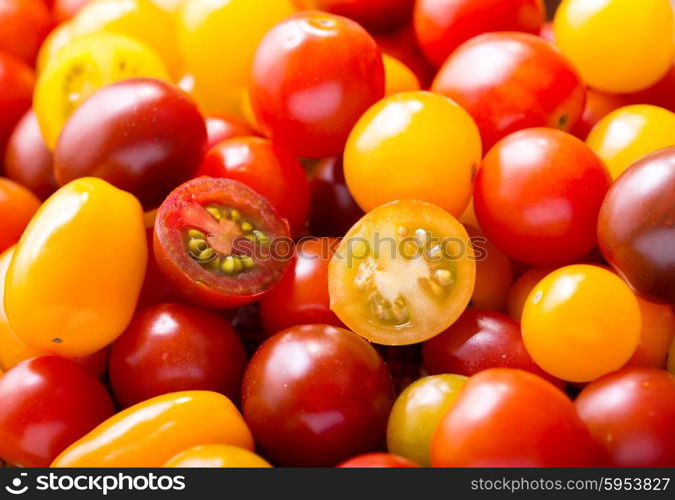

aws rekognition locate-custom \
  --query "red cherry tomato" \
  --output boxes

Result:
[575,368,675,467]
[52,0,88,23]
[0,53,34,163]
[109,302,247,407]
[242,324,393,466]
[474,128,611,265]
[337,453,418,468]
[432,32,585,150]
[205,114,255,149]
[137,228,180,308]
[414,0,545,67]
[627,58,675,113]
[0,356,114,467]
[250,11,385,158]
[0,0,51,64]
[374,23,436,87]
[0,178,41,253]
[466,226,513,312]
[198,136,310,236]
[571,89,629,140]
[625,298,675,369]
[310,0,413,33]
[431,368,597,467]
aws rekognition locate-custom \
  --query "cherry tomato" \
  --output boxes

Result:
[164,445,271,468]
[0,0,51,64]
[53,391,253,467]
[522,265,641,382]
[197,137,310,236]
[0,178,41,253]
[575,368,675,467]
[137,228,179,308]
[598,146,675,304]
[329,200,476,345]
[627,58,675,113]
[465,226,512,312]
[386,374,466,466]
[260,238,343,336]
[554,0,674,93]
[250,11,385,158]
[626,298,675,369]
[345,91,481,216]
[0,53,34,162]
[474,128,611,266]
[431,368,597,467]
[506,266,556,321]
[54,78,206,209]
[414,0,545,67]
[5,178,147,358]
[242,324,393,466]
[52,0,88,22]
[571,89,629,140]
[337,453,418,468]
[432,32,585,150]
[205,114,254,149]
[109,303,247,407]
[35,21,74,73]
[309,0,413,33]
[586,105,675,179]
[0,356,114,467]
[153,177,292,309]
[374,23,436,88]
[383,54,420,96]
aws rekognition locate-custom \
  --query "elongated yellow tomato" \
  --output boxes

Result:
[5,178,147,358]
[554,0,674,93]
[164,445,271,468]
[52,391,254,467]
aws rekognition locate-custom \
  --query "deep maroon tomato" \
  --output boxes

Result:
[205,114,255,149]
[311,0,413,33]
[598,147,675,305]
[571,89,629,140]
[0,53,34,166]
[242,324,394,466]
[0,0,51,64]
[250,11,385,158]
[154,177,292,309]
[260,237,343,335]
[337,453,418,468]
[309,157,364,237]
[4,109,57,199]
[431,368,597,467]
[474,128,611,265]
[0,356,114,467]
[54,78,207,209]
[432,32,585,150]
[109,302,247,407]
[575,368,675,467]
[423,309,562,388]
[197,136,310,236]
[414,0,545,68]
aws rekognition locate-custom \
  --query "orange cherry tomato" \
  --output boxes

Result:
[0,178,41,253]
[466,225,512,312]
[383,54,420,96]
[164,444,271,468]
[625,298,675,369]
[506,266,556,321]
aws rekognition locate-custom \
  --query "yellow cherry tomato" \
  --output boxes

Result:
[52,391,253,467]
[522,265,640,383]
[554,0,674,93]
[34,32,169,149]
[383,54,420,96]
[164,445,271,468]
[5,178,147,358]
[149,0,185,14]
[36,22,75,74]
[178,0,296,116]
[586,104,675,179]
[386,374,467,466]
[345,91,481,217]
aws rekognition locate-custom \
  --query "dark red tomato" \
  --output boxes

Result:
[598,146,675,304]
[205,114,255,149]
[250,11,385,158]
[374,23,436,87]
[242,324,394,466]
[52,0,88,22]
[109,302,247,407]
[311,0,413,33]
[137,228,179,308]
[571,89,628,140]
[432,32,585,150]
[414,0,545,68]
[75,347,110,380]
[0,53,34,165]
[54,78,207,209]
[474,128,611,266]
[309,157,364,237]
[0,356,114,467]
[4,109,57,199]
[260,237,343,335]
[423,309,562,388]
[0,0,51,64]
[575,368,675,467]
[154,177,292,309]
[337,453,419,468]
[431,368,597,467]
[626,58,675,113]
[197,136,310,236]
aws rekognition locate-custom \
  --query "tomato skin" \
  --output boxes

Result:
[137,228,179,308]
[260,238,343,336]
[506,266,556,321]
[0,178,41,253]
[571,89,629,140]
[52,0,88,22]
[109,303,247,408]
[205,114,255,149]
[383,54,420,96]
[337,453,418,468]
[474,128,611,266]
[0,356,114,467]
[164,444,271,468]
[431,368,598,467]
[414,0,545,68]
[312,0,412,33]
[466,226,512,312]
[374,23,436,88]
[432,32,585,150]
[0,0,51,64]
[627,59,675,113]
[242,324,394,466]
[625,298,675,369]
[197,137,310,236]
[575,368,675,467]
[250,11,385,158]
[0,53,34,163]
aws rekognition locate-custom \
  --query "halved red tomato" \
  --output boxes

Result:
[328,200,475,345]
[153,177,292,309]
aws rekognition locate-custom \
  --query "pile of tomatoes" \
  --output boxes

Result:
[0,0,674,469]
